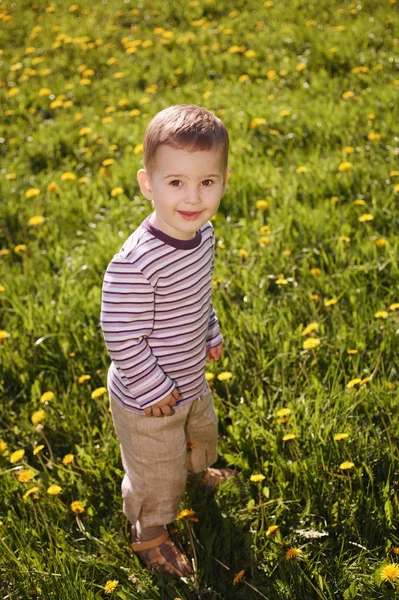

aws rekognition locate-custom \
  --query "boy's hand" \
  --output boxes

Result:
[206,343,223,361]
[144,387,181,417]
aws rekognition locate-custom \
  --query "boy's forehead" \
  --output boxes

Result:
[153,144,224,174]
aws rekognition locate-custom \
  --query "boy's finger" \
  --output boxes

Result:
[144,407,152,417]
[161,404,172,415]
[152,406,161,417]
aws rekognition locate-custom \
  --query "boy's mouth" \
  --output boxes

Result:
[178,211,203,220]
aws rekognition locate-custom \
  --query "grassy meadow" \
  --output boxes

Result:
[1,0,399,597]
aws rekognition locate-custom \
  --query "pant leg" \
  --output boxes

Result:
[185,383,218,474]
[109,393,192,528]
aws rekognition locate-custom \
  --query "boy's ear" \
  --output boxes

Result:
[137,169,153,201]
[223,168,232,189]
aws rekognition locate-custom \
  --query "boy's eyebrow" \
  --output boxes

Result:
[163,173,220,179]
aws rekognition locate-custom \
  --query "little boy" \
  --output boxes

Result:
[100,104,232,576]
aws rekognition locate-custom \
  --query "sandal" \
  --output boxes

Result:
[199,467,237,493]
[131,526,193,577]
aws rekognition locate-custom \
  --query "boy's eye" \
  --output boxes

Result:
[170,180,181,187]
[202,179,213,186]
[168,179,214,187]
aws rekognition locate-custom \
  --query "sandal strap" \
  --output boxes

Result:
[131,529,169,552]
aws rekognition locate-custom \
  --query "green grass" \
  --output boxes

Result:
[1,0,399,597]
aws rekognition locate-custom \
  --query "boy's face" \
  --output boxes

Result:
[137,145,231,241]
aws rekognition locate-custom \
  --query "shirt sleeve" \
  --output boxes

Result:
[206,224,223,349]
[100,255,175,408]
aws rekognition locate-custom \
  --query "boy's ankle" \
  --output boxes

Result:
[135,522,166,542]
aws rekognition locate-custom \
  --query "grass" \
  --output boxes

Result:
[1,0,399,597]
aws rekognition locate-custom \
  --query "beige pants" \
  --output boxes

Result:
[109,384,218,528]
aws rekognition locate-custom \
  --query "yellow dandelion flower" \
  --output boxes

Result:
[310,268,321,277]
[394,183,399,193]
[360,377,371,385]
[0,330,10,341]
[302,322,318,336]
[339,235,351,243]
[23,486,39,500]
[104,580,119,594]
[339,461,354,470]
[259,236,270,246]
[0,249,10,256]
[389,303,399,311]
[31,410,45,425]
[250,474,265,482]
[392,548,399,555]
[62,454,74,465]
[282,434,296,441]
[296,166,308,174]
[266,525,279,536]
[250,117,267,128]
[205,372,214,381]
[111,187,124,197]
[238,249,248,258]
[334,433,349,441]
[16,468,36,482]
[358,213,374,223]
[48,182,58,193]
[259,225,270,234]
[303,338,320,350]
[376,239,389,247]
[70,500,85,513]
[47,484,62,495]
[324,298,338,307]
[338,161,353,172]
[347,378,361,388]
[353,199,366,206]
[276,408,291,418]
[380,563,399,582]
[33,445,45,455]
[14,244,27,254]
[286,548,302,559]
[61,172,76,181]
[176,508,197,521]
[256,200,269,210]
[375,311,388,319]
[233,570,245,584]
[102,158,115,166]
[91,387,107,399]
[10,449,25,463]
[0,440,8,455]
[40,391,54,403]
[389,171,399,177]
[25,188,40,199]
[28,215,45,226]
[134,143,143,154]
[347,349,358,355]
[217,372,232,381]
[368,132,381,141]
[343,146,355,154]
[0,285,4,292]
[78,375,91,384]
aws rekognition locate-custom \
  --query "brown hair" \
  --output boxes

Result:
[142,104,229,178]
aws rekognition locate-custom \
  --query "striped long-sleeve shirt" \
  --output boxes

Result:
[100,213,223,413]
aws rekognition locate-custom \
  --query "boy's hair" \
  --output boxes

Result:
[142,104,229,178]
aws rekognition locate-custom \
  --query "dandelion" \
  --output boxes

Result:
[276,408,291,418]
[286,548,302,559]
[347,349,358,355]
[134,143,143,154]
[256,200,268,210]
[0,249,10,256]
[324,298,338,307]
[48,182,58,193]
[392,548,399,555]
[238,249,249,258]
[40,391,54,403]
[302,322,318,336]
[23,486,39,501]
[283,434,296,441]
[78,374,91,384]
[266,525,279,536]
[111,187,124,197]
[368,132,381,141]
[91,387,107,399]
[10,449,25,463]
[33,445,45,455]
[339,235,351,243]
[250,474,265,483]
[62,454,74,465]
[259,236,270,246]
[16,468,36,482]
[31,410,45,425]
[14,244,27,254]
[334,433,349,441]
[205,372,214,381]
[380,564,399,582]
[47,485,62,495]
[70,500,85,513]
[104,580,119,594]
[0,330,10,341]
[358,213,374,223]
[28,215,45,226]
[343,146,355,154]
[338,161,353,172]
[0,440,8,455]
[374,311,388,319]
[233,570,245,584]
[375,239,389,247]
[303,338,320,350]
[310,267,321,277]
[296,166,308,174]
[61,172,76,181]
[347,378,361,388]
[389,303,399,311]
[25,188,40,199]
[217,372,232,381]
[339,461,354,470]
[176,509,197,521]
[259,225,270,234]
[250,117,267,129]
